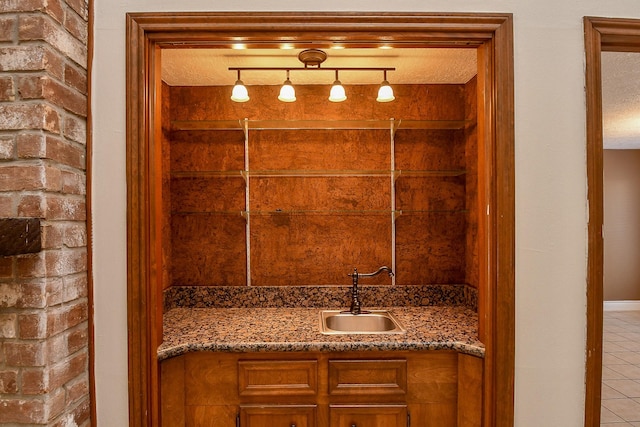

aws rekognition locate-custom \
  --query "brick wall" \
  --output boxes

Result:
[0,0,90,426]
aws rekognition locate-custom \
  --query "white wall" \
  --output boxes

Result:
[92,1,640,426]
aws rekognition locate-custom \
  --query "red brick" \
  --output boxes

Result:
[0,135,15,159]
[21,367,47,394]
[0,76,15,101]
[0,194,15,216]
[63,115,86,145]
[44,0,64,24]
[0,16,16,42]
[64,63,87,94]
[45,277,64,307]
[16,132,46,158]
[46,300,87,336]
[0,313,17,338]
[66,326,87,354]
[0,46,46,71]
[0,282,47,309]
[18,15,87,68]
[17,194,45,217]
[41,222,64,249]
[45,195,86,220]
[45,248,87,276]
[46,135,86,169]
[0,369,18,393]
[65,375,88,403]
[0,103,60,132]
[2,0,47,13]
[0,163,45,191]
[3,341,46,367]
[64,8,87,44]
[45,331,67,364]
[18,75,87,116]
[64,223,86,248]
[47,387,66,421]
[0,397,45,423]
[61,170,86,194]
[15,252,46,278]
[18,312,47,339]
[48,351,87,390]
[65,0,88,20]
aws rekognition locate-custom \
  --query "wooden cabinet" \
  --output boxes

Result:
[240,405,316,427]
[329,405,407,427]
[160,351,482,427]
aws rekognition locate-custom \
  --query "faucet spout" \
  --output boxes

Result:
[346,266,394,315]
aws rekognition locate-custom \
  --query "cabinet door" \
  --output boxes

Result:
[329,405,407,427]
[240,405,316,427]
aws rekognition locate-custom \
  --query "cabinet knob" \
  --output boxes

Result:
[290,424,296,427]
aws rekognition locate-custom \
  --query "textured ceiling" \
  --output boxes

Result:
[161,48,478,86]
[602,51,640,149]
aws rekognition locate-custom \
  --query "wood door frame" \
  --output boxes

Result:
[126,12,515,427]
[584,16,640,427]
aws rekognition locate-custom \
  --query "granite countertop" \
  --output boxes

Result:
[158,305,484,361]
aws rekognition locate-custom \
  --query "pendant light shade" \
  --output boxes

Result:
[231,71,250,102]
[278,70,296,102]
[376,71,395,103]
[328,70,347,102]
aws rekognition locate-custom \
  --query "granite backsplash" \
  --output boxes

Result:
[163,284,478,312]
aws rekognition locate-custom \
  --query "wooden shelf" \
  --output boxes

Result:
[170,170,467,178]
[170,118,472,132]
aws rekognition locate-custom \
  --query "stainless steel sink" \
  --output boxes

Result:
[319,310,406,335]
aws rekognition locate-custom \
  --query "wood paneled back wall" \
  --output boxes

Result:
[162,81,478,288]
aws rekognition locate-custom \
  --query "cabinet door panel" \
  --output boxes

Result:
[329,405,407,427]
[240,405,316,427]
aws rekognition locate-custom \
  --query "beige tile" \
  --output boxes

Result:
[605,332,629,342]
[607,342,633,352]
[603,383,628,399]
[615,352,640,365]
[606,353,632,366]
[611,364,640,380]
[605,379,640,398]
[601,405,626,423]
[603,398,640,421]
[601,424,632,427]
[605,366,630,380]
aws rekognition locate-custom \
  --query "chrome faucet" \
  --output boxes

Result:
[346,266,394,315]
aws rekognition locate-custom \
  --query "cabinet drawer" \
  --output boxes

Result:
[329,404,407,427]
[240,405,316,427]
[328,359,407,396]
[238,360,317,397]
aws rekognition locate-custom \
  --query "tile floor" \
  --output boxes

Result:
[601,310,640,426]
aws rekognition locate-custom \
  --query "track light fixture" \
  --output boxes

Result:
[229,49,395,103]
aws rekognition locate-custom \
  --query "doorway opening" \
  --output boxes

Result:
[126,12,515,427]
[584,16,640,427]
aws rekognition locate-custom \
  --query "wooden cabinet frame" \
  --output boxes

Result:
[126,12,514,427]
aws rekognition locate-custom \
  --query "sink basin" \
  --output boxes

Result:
[319,310,406,335]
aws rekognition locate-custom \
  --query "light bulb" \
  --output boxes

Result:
[376,81,395,102]
[278,79,296,102]
[328,80,346,102]
[231,80,249,102]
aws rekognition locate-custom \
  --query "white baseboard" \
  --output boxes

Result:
[604,300,640,311]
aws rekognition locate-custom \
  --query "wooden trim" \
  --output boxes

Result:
[584,16,640,427]
[126,12,515,427]
[86,0,96,425]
